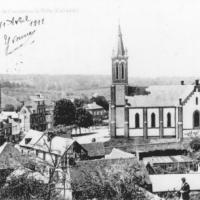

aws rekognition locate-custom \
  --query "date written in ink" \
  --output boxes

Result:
[0,16,44,29]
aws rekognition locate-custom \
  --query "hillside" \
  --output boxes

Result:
[0,74,199,104]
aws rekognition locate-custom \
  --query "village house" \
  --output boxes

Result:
[19,94,47,132]
[110,25,200,140]
[84,102,107,125]
[0,112,21,144]
[19,130,88,168]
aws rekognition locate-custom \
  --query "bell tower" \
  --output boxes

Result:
[112,25,128,84]
[110,25,129,137]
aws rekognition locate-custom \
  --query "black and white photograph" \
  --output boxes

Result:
[0,0,200,199]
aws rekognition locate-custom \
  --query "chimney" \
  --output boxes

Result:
[195,80,199,86]
[181,80,184,85]
[179,98,182,105]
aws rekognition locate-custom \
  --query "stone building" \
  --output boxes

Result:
[110,25,200,139]
[19,94,47,132]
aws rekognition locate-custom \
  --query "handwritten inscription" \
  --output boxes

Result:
[4,30,36,55]
[0,16,44,29]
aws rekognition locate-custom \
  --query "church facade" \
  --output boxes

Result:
[110,26,200,139]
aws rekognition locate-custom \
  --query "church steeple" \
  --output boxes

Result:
[110,24,129,138]
[112,25,128,85]
[117,25,125,56]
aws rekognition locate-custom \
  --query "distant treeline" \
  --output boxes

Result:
[0,81,34,89]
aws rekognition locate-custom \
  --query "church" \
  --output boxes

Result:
[110,26,200,139]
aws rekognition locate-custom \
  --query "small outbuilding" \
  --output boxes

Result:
[82,142,105,159]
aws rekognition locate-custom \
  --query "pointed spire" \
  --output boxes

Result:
[117,24,125,56]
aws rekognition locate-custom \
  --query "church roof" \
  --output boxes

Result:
[126,85,194,107]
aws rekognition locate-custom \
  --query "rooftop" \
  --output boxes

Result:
[19,129,75,156]
[143,155,194,166]
[126,85,194,107]
[82,142,105,157]
[85,102,104,110]
[105,148,135,159]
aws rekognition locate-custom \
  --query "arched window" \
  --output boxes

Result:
[116,63,119,80]
[121,63,124,79]
[151,113,156,128]
[196,97,199,105]
[193,110,200,128]
[135,113,140,128]
[167,113,171,127]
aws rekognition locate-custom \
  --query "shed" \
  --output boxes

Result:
[82,142,105,159]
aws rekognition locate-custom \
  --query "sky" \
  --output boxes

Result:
[1,0,200,77]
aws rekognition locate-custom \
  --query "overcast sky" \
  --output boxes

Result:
[1,0,200,77]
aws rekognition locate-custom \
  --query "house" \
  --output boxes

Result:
[0,119,12,145]
[19,94,47,132]
[0,112,21,142]
[82,142,105,159]
[110,25,200,140]
[84,102,107,125]
[45,101,54,129]
[19,130,88,168]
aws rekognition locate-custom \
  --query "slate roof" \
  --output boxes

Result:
[85,102,104,110]
[82,142,105,157]
[19,129,75,156]
[126,85,194,107]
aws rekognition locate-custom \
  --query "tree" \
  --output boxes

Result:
[73,98,84,108]
[0,173,50,200]
[91,95,109,111]
[71,159,147,200]
[53,99,76,126]
[190,137,200,152]
[4,104,15,111]
[75,108,93,134]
